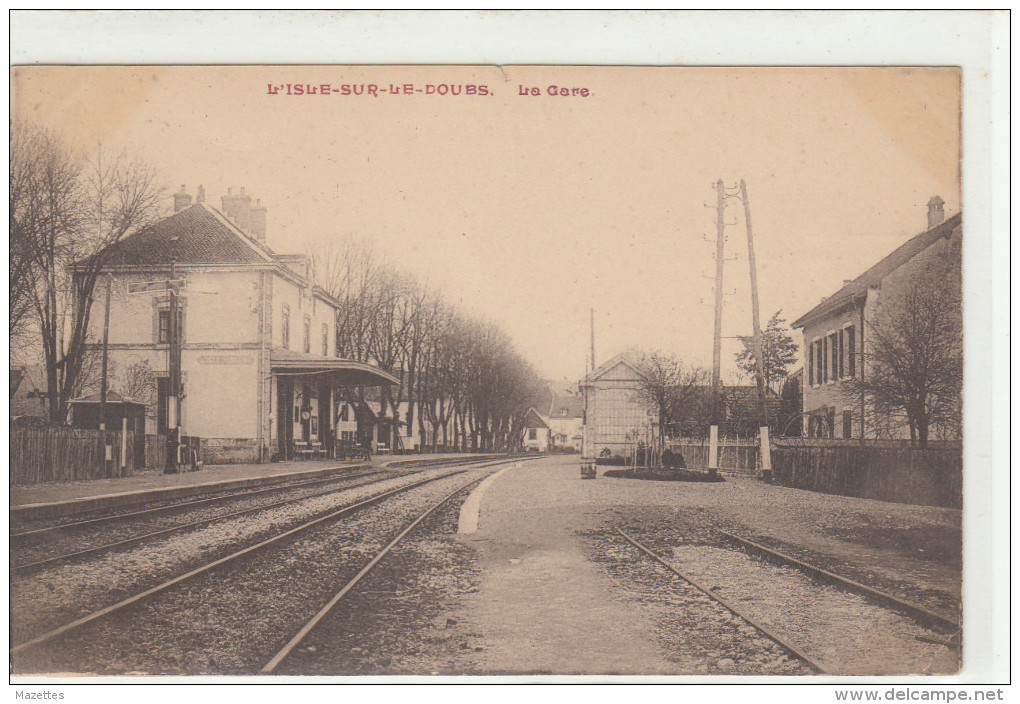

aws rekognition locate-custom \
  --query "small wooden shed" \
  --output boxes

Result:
[70,391,147,468]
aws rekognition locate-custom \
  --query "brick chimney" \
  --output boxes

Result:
[221,186,252,233]
[173,185,192,213]
[196,184,205,204]
[250,198,267,244]
[927,195,945,230]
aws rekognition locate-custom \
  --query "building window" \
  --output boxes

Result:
[842,410,853,439]
[830,332,839,382]
[321,323,329,356]
[846,325,856,377]
[808,342,814,386]
[303,316,311,354]
[528,428,538,440]
[281,307,290,349]
[821,336,828,383]
[838,329,845,379]
[815,339,823,386]
[157,309,183,344]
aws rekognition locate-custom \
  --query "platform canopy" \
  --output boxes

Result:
[270,348,399,386]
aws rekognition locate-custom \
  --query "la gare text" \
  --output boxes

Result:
[265,83,590,98]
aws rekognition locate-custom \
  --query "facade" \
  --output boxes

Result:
[522,407,551,452]
[79,189,396,464]
[544,388,584,451]
[581,353,654,458]
[792,198,962,439]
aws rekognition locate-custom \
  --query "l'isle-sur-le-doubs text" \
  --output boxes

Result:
[266,83,592,97]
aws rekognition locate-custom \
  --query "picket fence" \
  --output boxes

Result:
[11,426,135,484]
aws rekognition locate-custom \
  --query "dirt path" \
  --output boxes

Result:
[456,457,677,675]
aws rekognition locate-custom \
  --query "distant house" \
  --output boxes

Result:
[542,385,584,451]
[580,353,654,457]
[522,407,550,452]
[791,198,962,439]
[77,186,397,464]
[10,366,48,419]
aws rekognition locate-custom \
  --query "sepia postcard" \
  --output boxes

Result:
[7,10,1008,696]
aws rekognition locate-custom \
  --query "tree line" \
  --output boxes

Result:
[11,119,545,451]
[309,238,545,452]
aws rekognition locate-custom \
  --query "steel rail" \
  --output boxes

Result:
[11,469,468,656]
[615,527,830,675]
[14,458,532,573]
[11,471,395,574]
[261,474,485,673]
[717,530,961,637]
[11,466,378,540]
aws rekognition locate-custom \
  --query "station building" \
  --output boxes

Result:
[81,187,397,464]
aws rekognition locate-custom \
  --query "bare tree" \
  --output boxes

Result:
[12,121,164,423]
[846,250,962,448]
[635,351,709,451]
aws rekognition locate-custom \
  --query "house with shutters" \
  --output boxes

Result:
[79,186,397,464]
[792,197,962,439]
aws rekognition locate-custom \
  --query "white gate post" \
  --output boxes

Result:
[709,425,719,472]
[759,425,772,480]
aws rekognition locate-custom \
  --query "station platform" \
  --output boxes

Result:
[9,453,499,521]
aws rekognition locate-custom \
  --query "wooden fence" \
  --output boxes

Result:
[145,434,168,473]
[770,442,962,509]
[666,437,962,508]
[667,439,759,475]
[11,427,136,485]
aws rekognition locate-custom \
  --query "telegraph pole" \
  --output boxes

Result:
[99,274,113,474]
[590,308,596,374]
[709,180,727,476]
[739,179,772,478]
[740,180,768,423]
[167,243,181,472]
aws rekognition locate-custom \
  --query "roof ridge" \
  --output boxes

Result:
[792,211,961,329]
[197,202,276,262]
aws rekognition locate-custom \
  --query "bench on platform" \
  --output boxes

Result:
[294,441,324,459]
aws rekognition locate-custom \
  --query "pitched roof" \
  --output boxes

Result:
[524,407,549,429]
[792,212,961,329]
[96,203,275,267]
[10,369,24,397]
[548,391,584,418]
[70,390,144,405]
[587,352,643,382]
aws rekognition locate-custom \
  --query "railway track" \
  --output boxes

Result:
[717,530,961,637]
[614,527,960,675]
[616,527,830,674]
[260,475,483,673]
[10,464,376,536]
[11,458,517,673]
[10,468,393,574]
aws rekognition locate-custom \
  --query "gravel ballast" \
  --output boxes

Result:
[11,467,470,648]
[12,469,485,675]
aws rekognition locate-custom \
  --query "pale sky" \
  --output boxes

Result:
[11,65,961,382]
